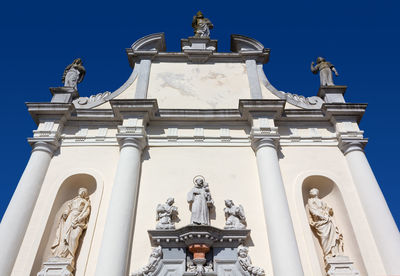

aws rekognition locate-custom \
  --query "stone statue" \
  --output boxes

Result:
[311,57,339,86]
[133,246,162,276]
[187,175,214,225]
[62,58,86,90]
[307,188,344,260]
[51,188,91,265]
[224,199,247,230]
[187,257,213,275]
[237,245,265,276]
[156,197,179,229]
[192,11,213,38]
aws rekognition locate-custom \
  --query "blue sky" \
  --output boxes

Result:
[0,1,399,228]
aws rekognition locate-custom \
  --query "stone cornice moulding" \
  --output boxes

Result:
[110,99,159,121]
[230,34,270,64]
[239,99,286,121]
[126,33,166,66]
[26,102,75,125]
[322,103,368,124]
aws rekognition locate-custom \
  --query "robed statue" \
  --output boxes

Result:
[51,188,91,264]
[192,11,213,38]
[306,188,344,260]
[62,58,86,90]
[311,57,339,86]
[156,197,180,229]
[187,175,214,225]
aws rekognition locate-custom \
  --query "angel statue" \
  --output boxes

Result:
[237,245,265,276]
[224,199,247,230]
[187,175,214,225]
[132,246,162,276]
[62,58,86,90]
[156,197,180,229]
[51,188,91,266]
[192,11,213,38]
[306,188,344,260]
[311,57,339,86]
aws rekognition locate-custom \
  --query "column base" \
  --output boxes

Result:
[37,257,74,276]
[326,256,359,276]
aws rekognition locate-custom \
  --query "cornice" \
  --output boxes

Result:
[322,103,368,123]
[26,102,75,125]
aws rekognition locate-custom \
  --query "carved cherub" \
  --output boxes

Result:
[156,197,179,229]
[133,246,162,276]
[237,245,265,276]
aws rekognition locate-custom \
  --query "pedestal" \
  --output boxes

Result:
[50,87,79,103]
[37,258,74,276]
[318,86,347,103]
[326,256,359,276]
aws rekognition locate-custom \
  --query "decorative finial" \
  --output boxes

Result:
[311,57,339,86]
[62,58,86,90]
[192,11,213,38]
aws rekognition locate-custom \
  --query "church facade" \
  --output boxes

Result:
[1,16,400,276]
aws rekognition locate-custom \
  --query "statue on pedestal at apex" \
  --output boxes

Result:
[192,11,213,38]
[311,57,339,86]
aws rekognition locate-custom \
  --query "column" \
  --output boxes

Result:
[95,135,146,276]
[341,141,400,274]
[252,137,304,276]
[0,141,56,276]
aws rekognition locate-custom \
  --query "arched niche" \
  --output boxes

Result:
[31,172,103,276]
[301,175,366,275]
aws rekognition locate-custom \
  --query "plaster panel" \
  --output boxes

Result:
[147,62,250,109]
[130,146,272,274]
[278,146,386,276]
[11,146,120,276]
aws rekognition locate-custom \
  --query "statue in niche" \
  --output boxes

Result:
[311,57,339,86]
[306,188,344,260]
[133,246,162,276]
[237,245,265,276]
[62,58,86,90]
[187,175,214,225]
[192,11,213,38]
[156,197,180,229]
[224,199,247,230]
[51,188,91,265]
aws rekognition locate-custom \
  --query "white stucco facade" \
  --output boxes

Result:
[0,32,399,276]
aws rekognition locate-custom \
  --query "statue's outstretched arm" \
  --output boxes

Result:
[310,62,318,74]
[332,66,339,76]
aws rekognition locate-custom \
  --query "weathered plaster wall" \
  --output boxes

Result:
[147,62,250,109]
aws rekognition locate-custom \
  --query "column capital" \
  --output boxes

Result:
[28,139,59,155]
[116,135,147,150]
[251,136,280,152]
[338,138,368,155]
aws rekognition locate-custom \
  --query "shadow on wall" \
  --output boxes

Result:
[301,175,366,275]
[31,173,98,276]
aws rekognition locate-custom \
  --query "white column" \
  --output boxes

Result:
[0,141,55,276]
[341,142,400,274]
[253,138,304,276]
[95,136,145,276]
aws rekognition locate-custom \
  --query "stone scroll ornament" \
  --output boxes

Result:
[51,188,91,267]
[155,197,180,229]
[307,188,344,261]
[224,199,247,230]
[311,57,339,86]
[62,58,86,90]
[187,175,214,225]
[237,245,266,276]
[132,246,162,276]
[192,11,213,38]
